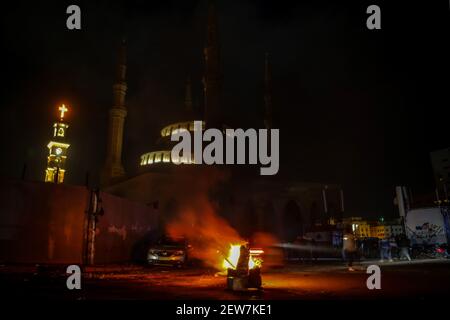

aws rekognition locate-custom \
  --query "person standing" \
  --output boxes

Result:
[389,236,398,259]
[379,236,393,262]
[398,234,412,261]
[342,228,357,271]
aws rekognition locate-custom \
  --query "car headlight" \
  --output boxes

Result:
[149,250,157,255]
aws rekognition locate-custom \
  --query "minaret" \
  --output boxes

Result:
[264,53,273,130]
[101,40,127,186]
[45,104,70,184]
[203,0,222,128]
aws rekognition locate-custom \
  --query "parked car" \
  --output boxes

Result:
[147,236,191,267]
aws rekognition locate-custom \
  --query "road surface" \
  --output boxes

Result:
[1,259,449,300]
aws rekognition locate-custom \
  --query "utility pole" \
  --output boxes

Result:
[435,187,442,207]
[441,177,449,205]
[396,186,408,234]
[322,186,328,225]
[84,189,104,265]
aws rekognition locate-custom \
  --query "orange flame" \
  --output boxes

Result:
[222,244,262,270]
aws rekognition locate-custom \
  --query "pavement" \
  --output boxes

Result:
[1,259,450,300]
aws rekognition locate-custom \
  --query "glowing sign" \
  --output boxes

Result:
[59,104,68,119]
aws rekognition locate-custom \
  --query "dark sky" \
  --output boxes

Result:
[0,0,448,218]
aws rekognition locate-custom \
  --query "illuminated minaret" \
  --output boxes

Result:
[45,104,70,184]
[203,0,222,128]
[264,53,273,130]
[101,40,127,186]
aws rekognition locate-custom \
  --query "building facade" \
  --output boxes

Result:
[99,2,343,241]
[342,216,404,239]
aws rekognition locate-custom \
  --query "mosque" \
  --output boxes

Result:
[97,2,343,241]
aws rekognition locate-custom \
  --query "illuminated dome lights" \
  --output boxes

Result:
[140,120,204,167]
[161,121,205,137]
[140,150,195,166]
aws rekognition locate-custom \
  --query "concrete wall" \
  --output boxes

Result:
[0,179,159,264]
[0,179,88,264]
[95,191,159,264]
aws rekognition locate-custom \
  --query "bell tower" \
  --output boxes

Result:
[45,104,70,184]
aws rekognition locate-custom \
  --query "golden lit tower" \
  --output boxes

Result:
[101,40,127,186]
[203,0,222,128]
[45,104,70,184]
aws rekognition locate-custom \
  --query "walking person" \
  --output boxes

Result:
[389,236,398,260]
[379,236,393,262]
[398,234,412,261]
[342,227,357,271]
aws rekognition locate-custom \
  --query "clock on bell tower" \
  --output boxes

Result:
[44,104,71,184]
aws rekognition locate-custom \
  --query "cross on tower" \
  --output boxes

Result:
[59,104,68,119]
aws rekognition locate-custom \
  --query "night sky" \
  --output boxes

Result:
[0,0,448,218]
